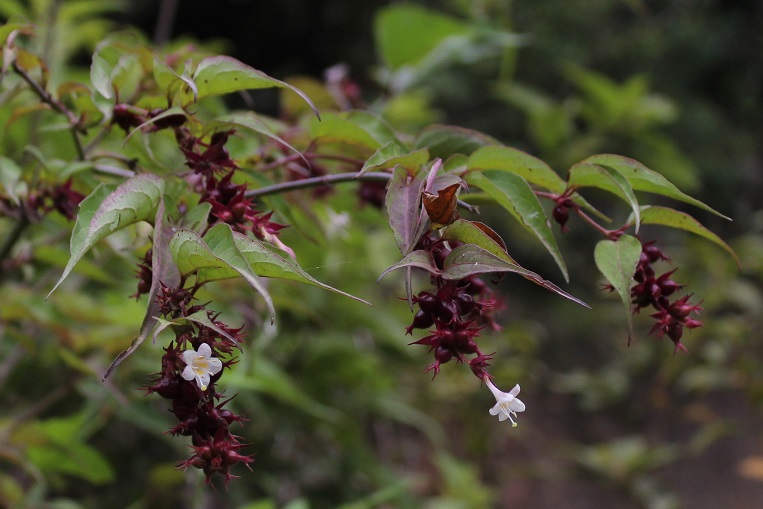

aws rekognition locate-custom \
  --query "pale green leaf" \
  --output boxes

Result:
[47,174,165,298]
[593,234,642,344]
[359,143,428,176]
[377,250,439,282]
[192,55,319,117]
[441,218,516,264]
[637,206,739,267]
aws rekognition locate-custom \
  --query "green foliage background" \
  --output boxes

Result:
[1,1,762,508]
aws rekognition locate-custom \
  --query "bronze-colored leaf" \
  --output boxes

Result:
[468,220,507,253]
[423,183,460,227]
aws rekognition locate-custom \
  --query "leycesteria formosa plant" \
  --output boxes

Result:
[0,20,739,485]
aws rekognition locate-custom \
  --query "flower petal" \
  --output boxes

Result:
[197,342,212,358]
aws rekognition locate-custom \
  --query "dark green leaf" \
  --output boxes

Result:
[466,170,568,281]
[583,154,730,219]
[568,162,641,232]
[377,250,439,282]
[442,244,587,307]
[359,143,428,176]
[441,218,515,264]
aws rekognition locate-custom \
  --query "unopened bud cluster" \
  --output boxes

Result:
[406,233,501,380]
[141,282,253,483]
[630,240,702,352]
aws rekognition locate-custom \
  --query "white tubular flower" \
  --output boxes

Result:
[181,343,223,391]
[486,380,526,427]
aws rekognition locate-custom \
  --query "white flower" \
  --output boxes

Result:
[181,343,223,391]
[486,380,526,427]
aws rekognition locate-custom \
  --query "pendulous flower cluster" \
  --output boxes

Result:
[142,283,253,484]
[630,240,702,352]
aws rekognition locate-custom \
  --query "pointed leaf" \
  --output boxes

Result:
[443,244,587,307]
[358,143,429,176]
[184,310,243,347]
[377,250,439,282]
[583,154,730,219]
[0,156,23,205]
[568,162,641,232]
[414,125,498,159]
[192,55,319,117]
[48,174,164,298]
[594,234,642,345]
[385,164,427,255]
[169,226,275,324]
[210,111,307,167]
[467,145,567,193]
[636,206,739,267]
[309,112,382,150]
[123,106,187,145]
[232,232,370,305]
[466,169,569,281]
[103,196,180,380]
[202,223,276,323]
[441,219,515,264]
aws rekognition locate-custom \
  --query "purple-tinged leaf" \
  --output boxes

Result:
[583,154,730,220]
[48,174,165,299]
[104,196,181,380]
[377,250,440,282]
[385,164,427,255]
[636,206,739,268]
[466,169,569,281]
[442,244,588,307]
[441,218,516,264]
[594,234,642,345]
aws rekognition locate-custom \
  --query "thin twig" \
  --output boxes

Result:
[257,152,366,173]
[11,61,86,160]
[244,171,479,213]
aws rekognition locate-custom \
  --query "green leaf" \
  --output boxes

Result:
[441,218,516,264]
[0,155,22,205]
[593,234,642,345]
[201,224,277,323]
[442,244,587,307]
[309,112,384,150]
[123,106,187,144]
[47,174,165,299]
[414,124,498,159]
[192,55,319,117]
[104,197,180,380]
[583,154,730,219]
[568,162,641,232]
[377,250,439,282]
[182,201,212,234]
[210,111,306,166]
[359,143,428,176]
[466,170,568,281]
[385,164,427,255]
[636,206,740,267]
[374,5,469,69]
[232,231,370,305]
[467,145,567,193]
[90,48,113,99]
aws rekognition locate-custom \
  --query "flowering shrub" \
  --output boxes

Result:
[0,3,739,494]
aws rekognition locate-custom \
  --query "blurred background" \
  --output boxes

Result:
[2,0,763,508]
